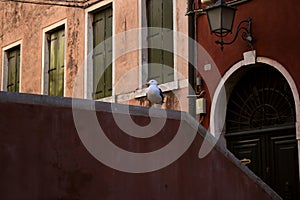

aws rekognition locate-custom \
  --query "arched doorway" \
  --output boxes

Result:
[225,64,299,199]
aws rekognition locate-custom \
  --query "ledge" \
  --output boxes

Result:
[120,79,188,102]
[93,79,188,103]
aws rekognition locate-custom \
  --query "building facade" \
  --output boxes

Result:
[0,0,189,110]
[1,0,300,198]
[196,0,300,198]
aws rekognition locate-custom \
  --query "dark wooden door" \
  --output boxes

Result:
[225,65,299,199]
[227,127,299,199]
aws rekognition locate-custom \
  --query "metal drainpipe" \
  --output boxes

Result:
[187,0,196,118]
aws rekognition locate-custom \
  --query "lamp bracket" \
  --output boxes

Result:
[215,17,252,50]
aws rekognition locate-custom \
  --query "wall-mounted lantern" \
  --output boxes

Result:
[203,0,252,50]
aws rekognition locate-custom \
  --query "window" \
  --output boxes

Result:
[92,6,113,99]
[42,20,66,96]
[146,0,174,84]
[48,28,65,96]
[2,43,21,92]
[6,46,20,92]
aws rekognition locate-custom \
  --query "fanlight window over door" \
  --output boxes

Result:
[226,65,295,133]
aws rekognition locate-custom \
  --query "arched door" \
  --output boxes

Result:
[225,64,299,199]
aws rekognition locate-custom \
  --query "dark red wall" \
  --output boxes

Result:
[197,0,300,126]
[0,92,279,199]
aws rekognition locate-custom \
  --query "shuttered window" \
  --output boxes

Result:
[7,46,20,92]
[48,28,65,96]
[92,6,112,99]
[147,0,173,84]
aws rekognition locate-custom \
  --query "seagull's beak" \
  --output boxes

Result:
[145,82,150,87]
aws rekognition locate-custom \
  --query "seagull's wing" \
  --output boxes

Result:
[159,87,164,103]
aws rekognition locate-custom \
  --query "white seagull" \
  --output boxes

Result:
[146,79,164,106]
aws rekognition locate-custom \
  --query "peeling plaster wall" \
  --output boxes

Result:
[0,2,85,96]
[0,0,189,111]
[113,0,189,113]
[114,0,139,95]
[65,8,85,97]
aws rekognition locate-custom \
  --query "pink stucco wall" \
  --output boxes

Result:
[0,2,85,96]
[0,0,190,112]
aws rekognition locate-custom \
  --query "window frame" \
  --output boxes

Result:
[138,0,178,90]
[42,19,67,96]
[1,41,22,92]
[84,0,114,101]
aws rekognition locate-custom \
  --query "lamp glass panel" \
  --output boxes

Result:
[207,7,221,33]
[221,7,236,32]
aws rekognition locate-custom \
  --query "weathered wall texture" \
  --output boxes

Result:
[114,0,139,95]
[0,92,280,199]
[0,0,190,112]
[0,2,85,96]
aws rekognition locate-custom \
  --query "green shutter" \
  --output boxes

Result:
[93,11,106,99]
[7,47,20,92]
[16,49,20,92]
[49,32,57,96]
[104,8,113,97]
[147,0,163,83]
[162,0,174,83]
[147,0,173,84]
[162,0,173,30]
[57,29,65,96]
[49,29,65,96]
[93,6,112,99]
[150,0,163,28]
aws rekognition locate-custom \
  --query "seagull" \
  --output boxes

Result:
[146,79,164,106]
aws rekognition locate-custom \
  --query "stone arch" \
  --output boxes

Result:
[209,52,300,179]
[210,53,299,137]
